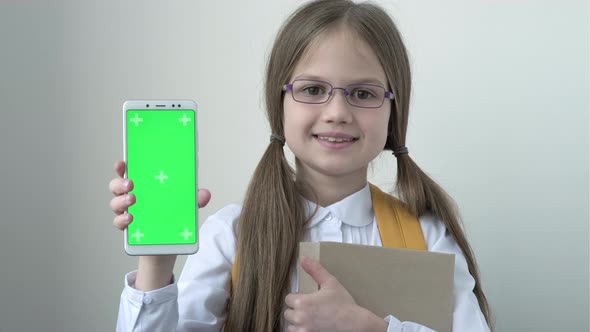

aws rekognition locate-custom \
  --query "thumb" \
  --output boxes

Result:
[197,189,211,208]
[300,256,334,288]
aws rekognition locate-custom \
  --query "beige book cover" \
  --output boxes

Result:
[298,242,455,332]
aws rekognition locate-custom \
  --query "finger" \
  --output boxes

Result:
[109,178,133,196]
[197,189,211,208]
[287,325,307,332]
[110,194,135,215]
[284,293,302,309]
[114,160,126,178]
[300,256,335,287]
[113,213,133,230]
[283,308,302,326]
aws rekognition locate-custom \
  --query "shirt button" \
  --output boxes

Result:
[143,295,153,304]
[325,214,332,221]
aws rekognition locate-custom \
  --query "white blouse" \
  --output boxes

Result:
[116,184,490,332]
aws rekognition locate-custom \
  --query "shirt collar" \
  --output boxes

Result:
[303,183,374,228]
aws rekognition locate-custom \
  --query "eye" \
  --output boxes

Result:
[302,85,326,96]
[350,88,376,100]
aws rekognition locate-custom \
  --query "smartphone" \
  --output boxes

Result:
[123,100,198,255]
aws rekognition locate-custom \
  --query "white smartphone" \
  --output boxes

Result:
[123,100,199,255]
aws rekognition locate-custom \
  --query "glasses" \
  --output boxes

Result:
[282,79,394,109]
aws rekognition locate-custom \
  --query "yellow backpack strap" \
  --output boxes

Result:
[231,254,238,293]
[369,183,426,250]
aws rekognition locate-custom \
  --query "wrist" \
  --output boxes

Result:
[136,255,176,291]
[354,305,388,332]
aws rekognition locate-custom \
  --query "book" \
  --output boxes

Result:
[298,241,455,332]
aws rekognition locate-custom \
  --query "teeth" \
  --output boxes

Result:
[317,136,354,143]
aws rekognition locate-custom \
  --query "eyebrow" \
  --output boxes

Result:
[292,74,387,87]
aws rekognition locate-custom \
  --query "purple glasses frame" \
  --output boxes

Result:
[282,79,395,109]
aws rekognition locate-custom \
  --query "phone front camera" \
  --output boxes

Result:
[172,104,175,107]
[146,104,150,108]
[178,104,181,108]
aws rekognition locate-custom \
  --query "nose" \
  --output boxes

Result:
[321,88,353,124]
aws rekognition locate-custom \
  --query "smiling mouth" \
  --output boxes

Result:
[313,135,359,143]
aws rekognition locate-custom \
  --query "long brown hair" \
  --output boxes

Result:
[224,1,493,331]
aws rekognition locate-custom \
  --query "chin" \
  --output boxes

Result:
[315,162,365,178]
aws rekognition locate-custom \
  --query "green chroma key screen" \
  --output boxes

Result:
[126,110,197,245]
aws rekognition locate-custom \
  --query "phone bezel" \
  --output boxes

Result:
[122,99,199,256]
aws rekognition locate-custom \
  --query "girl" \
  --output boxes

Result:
[110,1,493,331]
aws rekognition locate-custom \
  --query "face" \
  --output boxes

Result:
[283,26,391,183]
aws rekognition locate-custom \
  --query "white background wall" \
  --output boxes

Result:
[0,1,587,331]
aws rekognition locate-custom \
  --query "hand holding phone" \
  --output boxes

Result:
[110,161,211,232]
[109,159,211,290]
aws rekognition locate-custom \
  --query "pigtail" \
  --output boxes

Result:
[224,3,322,329]
[362,0,495,325]
[224,137,307,331]
[394,153,495,330]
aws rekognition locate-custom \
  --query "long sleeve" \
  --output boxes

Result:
[380,213,491,332]
[116,271,179,332]
[116,204,239,332]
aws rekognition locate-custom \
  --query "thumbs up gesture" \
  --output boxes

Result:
[283,256,388,332]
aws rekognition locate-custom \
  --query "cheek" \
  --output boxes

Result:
[283,99,293,127]
[282,99,301,141]
[380,108,392,140]
[283,99,314,132]
[364,112,390,144]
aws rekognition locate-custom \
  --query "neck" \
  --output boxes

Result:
[295,160,368,207]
